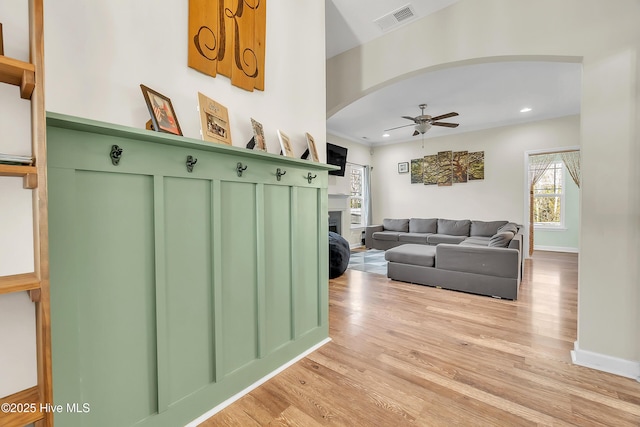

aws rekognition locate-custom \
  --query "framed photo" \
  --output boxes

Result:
[250,118,267,152]
[140,84,182,136]
[198,92,232,145]
[398,162,409,173]
[305,132,320,162]
[277,129,295,157]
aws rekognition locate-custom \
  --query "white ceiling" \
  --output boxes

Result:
[325,0,582,146]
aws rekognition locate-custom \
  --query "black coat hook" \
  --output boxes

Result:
[236,162,248,177]
[110,145,123,166]
[186,155,198,173]
[306,172,317,184]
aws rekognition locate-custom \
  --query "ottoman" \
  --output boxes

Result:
[385,244,436,268]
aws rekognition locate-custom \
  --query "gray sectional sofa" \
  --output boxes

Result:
[365,218,523,300]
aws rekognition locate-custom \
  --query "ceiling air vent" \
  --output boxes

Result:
[374,4,417,32]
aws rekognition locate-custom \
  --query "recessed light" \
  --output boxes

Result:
[382,133,390,137]
[520,107,532,113]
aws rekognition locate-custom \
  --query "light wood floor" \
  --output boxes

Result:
[201,251,640,426]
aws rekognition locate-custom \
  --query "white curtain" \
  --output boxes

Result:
[528,153,555,256]
[561,150,581,188]
[363,165,372,226]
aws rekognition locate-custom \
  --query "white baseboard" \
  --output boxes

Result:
[185,337,332,426]
[571,341,640,381]
[534,245,579,253]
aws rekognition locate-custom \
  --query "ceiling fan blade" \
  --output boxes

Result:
[384,123,415,131]
[432,122,459,128]
[430,112,459,121]
[412,130,420,136]
[401,116,418,122]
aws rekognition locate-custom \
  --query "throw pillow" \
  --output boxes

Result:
[488,231,515,247]
[497,222,518,234]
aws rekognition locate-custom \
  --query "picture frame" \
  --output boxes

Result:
[140,84,182,136]
[398,162,409,173]
[250,118,267,152]
[277,129,295,157]
[198,92,232,145]
[305,132,320,162]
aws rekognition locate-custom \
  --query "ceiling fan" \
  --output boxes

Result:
[385,104,459,136]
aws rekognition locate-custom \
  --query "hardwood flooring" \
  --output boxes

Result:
[201,251,640,426]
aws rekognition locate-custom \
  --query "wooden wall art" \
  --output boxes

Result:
[188,0,266,92]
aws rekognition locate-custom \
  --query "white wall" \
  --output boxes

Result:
[370,116,579,224]
[327,0,640,375]
[0,0,326,398]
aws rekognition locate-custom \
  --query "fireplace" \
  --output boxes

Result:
[328,211,342,235]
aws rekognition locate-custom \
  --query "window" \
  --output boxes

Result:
[533,161,565,228]
[349,164,364,227]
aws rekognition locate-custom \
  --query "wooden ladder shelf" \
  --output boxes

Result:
[0,1,53,426]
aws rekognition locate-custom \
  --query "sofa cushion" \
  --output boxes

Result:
[372,231,400,241]
[488,231,515,247]
[470,220,509,237]
[462,236,491,246]
[437,219,471,236]
[399,233,430,244]
[383,218,409,232]
[385,244,436,267]
[427,234,468,245]
[409,218,438,234]
[497,222,519,234]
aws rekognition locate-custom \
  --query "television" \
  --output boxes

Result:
[327,143,348,176]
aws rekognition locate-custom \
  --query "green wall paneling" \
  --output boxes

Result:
[47,113,335,427]
[163,177,215,405]
[219,181,259,375]
[292,187,320,336]
[263,184,294,354]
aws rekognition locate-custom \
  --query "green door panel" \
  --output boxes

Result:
[219,181,258,374]
[163,177,215,404]
[263,185,293,353]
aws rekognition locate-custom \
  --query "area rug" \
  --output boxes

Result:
[348,249,387,275]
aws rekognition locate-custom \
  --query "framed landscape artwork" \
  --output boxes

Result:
[277,130,295,157]
[198,92,232,145]
[406,150,484,185]
[410,158,424,184]
[305,132,320,162]
[140,84,182,136]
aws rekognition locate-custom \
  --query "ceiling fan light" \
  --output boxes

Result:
[416,122,431,134]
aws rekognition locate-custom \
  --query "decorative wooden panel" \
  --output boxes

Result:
[189,0,266,91]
